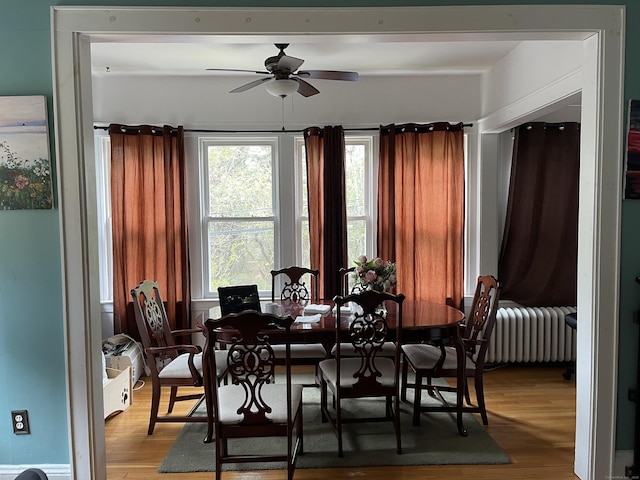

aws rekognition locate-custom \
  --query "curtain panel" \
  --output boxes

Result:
[378,123,465,308]
[498,122,580,306]
[304,126,347,299]
[109,124,191,336]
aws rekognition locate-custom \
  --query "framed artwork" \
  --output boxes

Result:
[625,99,640,199]
[0,95,53,210]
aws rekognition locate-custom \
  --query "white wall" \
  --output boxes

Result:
[92,73,483,128]
[480,41,583,131]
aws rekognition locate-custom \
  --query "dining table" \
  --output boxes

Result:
[207,298,469,436]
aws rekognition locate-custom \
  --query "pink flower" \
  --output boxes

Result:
[365,270,378,283]
[15,175,28,190]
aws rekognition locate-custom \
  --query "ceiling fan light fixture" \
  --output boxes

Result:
[265,78,299,98]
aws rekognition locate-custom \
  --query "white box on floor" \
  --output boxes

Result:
[104,341,144,385]
[103,367,132,419]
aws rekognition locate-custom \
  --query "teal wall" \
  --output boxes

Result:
[1,0,639,468]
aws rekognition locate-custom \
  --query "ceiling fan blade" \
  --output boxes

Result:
[207,68,270,75]
[293,78,320,97]
[229,77,273,93]
[296,70,359,81]
[275,55,304,73]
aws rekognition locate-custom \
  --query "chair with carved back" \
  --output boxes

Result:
[400,275,501,427]
[271,266,320,303]
[333,267,395,358]
[318,289,406,457]
[130,280,227,435]
[338,266,366,296]
[202,310,303,480]
[270,267,328,381]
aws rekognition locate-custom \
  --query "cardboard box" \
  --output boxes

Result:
[103,367,132,419]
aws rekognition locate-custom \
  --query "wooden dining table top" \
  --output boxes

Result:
[284,299,463,330]
[209,298,464,337]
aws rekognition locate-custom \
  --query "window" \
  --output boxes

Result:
[295,136,375,267]
[200,138,278,296]
[96,132,377,302]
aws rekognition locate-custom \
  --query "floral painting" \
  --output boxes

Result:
[0,96,53,210]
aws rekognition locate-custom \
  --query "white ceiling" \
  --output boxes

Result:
[90,34,524,77]
[90,34,583,123]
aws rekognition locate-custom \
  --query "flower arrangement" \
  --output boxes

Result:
[353,255,397,292]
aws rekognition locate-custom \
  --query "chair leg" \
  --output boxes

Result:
[336,396,343,458]
[395,394,402,454]
[167,386,178,413]
[464,376,472,405]
[475,371,489,425]
[413,372,423,427]
[401,358,409,402]
[215,440,222,480]
[320,377,328,423]
[298,404,304,454]
[148,383,161,435]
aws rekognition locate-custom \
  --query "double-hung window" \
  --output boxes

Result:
[295,135,375,266]
[200,138,278,296]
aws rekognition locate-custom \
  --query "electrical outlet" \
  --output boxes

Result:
[11,410,30,435]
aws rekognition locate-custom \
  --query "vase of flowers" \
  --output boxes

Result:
[353,255,397,292]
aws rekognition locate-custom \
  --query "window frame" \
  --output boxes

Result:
[294,134,377,268]
[197,135,281,298]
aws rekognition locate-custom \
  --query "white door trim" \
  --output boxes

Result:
[50,5,624,479]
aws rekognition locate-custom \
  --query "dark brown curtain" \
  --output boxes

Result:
[498,122,580,306]
[304,126,347,299]
[378,123,465,308]
[109,124,191,336]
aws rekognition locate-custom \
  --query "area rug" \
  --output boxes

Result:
[158,375,510,473]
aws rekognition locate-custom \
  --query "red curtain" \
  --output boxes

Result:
[304,126,347,299]
[109,124,191,335]
[378,123,465,308]
[498,122,580,306]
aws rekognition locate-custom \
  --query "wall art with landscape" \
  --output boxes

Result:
[0,95,53,210]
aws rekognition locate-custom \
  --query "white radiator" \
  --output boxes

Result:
[486,306,577,363]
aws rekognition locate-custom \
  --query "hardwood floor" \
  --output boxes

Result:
[105,364,578,480]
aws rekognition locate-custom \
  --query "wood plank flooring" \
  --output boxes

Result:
[105,364,578,480]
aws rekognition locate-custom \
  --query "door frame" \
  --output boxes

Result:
[50,5,625,479]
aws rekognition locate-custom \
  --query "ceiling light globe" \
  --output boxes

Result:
[265,78,299,98]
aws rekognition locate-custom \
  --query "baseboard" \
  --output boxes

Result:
[0,464,70,479]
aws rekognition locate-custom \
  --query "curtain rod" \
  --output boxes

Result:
[93,123,473,134]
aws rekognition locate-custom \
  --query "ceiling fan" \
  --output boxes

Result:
[206,43,359,98]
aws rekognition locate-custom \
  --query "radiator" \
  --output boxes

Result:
[486,306,577,363]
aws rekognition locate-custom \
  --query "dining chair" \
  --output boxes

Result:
[270,267,328,381]
[338,266,365,296]
[400,275,501,427]
[333,267,395,357]
[130,280,227,435]
[218,284,261,315]
[318,289,406,457]
[202,310,304,480]
[271,266,320,303]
